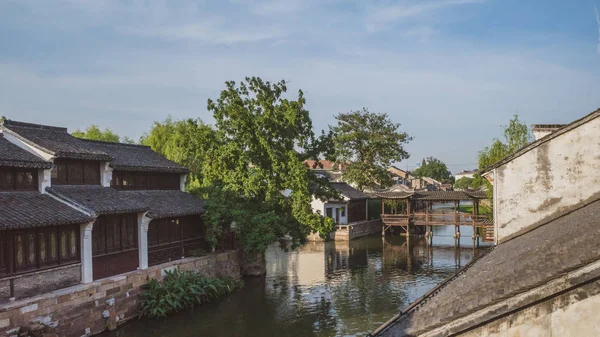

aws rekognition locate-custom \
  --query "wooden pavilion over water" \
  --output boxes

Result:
[370,186,493,244]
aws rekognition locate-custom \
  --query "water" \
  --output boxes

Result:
[103,225,490,337]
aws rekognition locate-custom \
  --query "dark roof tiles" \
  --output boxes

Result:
[120,190,204,219]
[81,139,188,173]
[378,197,600,336]
[0,192,93,230]
[46,185,148,215]
[0,134,52,169]
[330,182,369,200]
[2,120,112,161]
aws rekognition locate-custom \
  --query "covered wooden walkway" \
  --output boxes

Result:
[371,188,494,244]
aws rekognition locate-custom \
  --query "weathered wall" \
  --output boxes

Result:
[334,220,381,241]
[455,279,600,337]
[0,264,81,300]
[494,116,600,242]
[0,251,240,337]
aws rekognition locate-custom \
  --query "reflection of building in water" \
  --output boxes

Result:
[286,242,326,286]
[325,240,370,275]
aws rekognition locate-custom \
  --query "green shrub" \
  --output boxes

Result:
[139,269,244,319]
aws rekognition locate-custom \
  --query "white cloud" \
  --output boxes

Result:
[365,0,486,32]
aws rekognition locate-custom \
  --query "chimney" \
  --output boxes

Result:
[531,124,565,141]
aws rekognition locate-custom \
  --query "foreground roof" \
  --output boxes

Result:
[0,192,93,230]
[1,120,113,161]
[120,190,204,219]
[482,108,600,174]
[0,134,52,169]
[81,139,189,174]
[375,196,600,336]
[46,185,148,215]
[330,182,369,200]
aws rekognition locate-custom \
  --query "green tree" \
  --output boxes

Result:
[331,108,412,190]
[72,125,121,142]
[412,157,453,184]
[0,116,6,123]
[454,177,473,189]
[141,116,217,195]
[479,114,532,170]
[200,77,335,255]
[478,114,532,199]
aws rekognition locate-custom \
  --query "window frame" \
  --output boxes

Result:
[0,224,80,277]
[51,159,101,185]
[0,168,38,191]
[92,214,138,257]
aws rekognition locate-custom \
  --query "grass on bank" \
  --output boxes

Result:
[139,270,244,319]
[458,204,492,216]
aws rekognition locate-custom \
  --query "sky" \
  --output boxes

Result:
[1,0,600,173]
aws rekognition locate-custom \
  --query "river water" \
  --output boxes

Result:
[103,223,490,337]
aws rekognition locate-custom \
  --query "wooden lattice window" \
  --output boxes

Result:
[2,225,79,275]
[92,214,137,257]
[51,160,100,185]
[0,169,37,191]
[111,172,180,190]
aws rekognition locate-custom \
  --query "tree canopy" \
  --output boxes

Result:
[331,108,412,190]
[454,177,472,190]
[143,77,335,253]
[478,115,531,170]
[478,114,532,200]
[412,157,454,184]
[72,125,134,143]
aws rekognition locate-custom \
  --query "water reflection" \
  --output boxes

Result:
[104,229,488,337]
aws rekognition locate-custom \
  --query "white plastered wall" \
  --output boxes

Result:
[494,116,600,242]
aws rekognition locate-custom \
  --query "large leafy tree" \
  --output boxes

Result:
[413,157,453,184]
[72,125,134,143]
[331,108,412,190]
[479,114,531,170]
[140,117,216,195]
[478,114,532,199]
[454,177,473,190]
[200,77,335,253]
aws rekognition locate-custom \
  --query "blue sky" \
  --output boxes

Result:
[1,0,599,172]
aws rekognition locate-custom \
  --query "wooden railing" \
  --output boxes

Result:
[413,213,490,225]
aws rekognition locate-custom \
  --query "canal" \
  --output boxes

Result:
[103,224,490,337]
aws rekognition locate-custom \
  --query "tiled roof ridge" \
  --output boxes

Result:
[80,138,150,149]
[2,119,68,132]
[482,108,600,174]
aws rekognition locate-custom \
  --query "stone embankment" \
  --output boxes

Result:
[0,251,240,337]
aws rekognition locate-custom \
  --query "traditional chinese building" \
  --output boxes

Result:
[0,120,205,301]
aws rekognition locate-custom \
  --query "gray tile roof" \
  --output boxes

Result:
[120,190,204,219]
[330,182,369,200]
[1,120,112,161]
[81,139,189,174]
[46,185,148,215]
[376,197,600,336]
[0,134,52,169]
[0,192,93,230]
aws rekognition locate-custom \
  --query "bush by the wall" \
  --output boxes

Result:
[139,270,244,319]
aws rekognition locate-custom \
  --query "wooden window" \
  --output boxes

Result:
[111,172,180,190]
[92,214,137,257]
[84,162,100,185]
[52,160,100,185]
[0,169,37,191]
[1,225,79,276]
